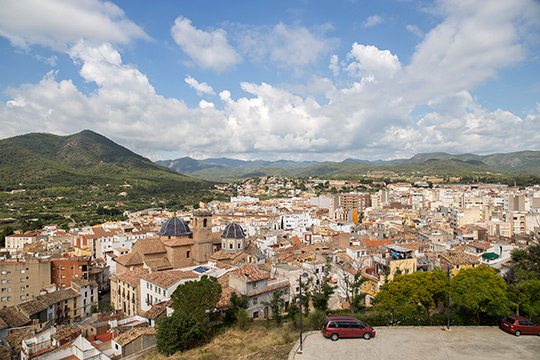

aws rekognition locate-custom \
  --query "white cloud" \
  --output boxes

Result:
[237,22,338,70]
[406,24,423,38]
[1,0,539,161]
[329,55,340,76]
[346,44,402,80]
[171,16,242,72]
[0,0,148,51]
[184,75,216,96]
[364,15,384,28]
[404,0,540,103]
[370,91,537,157]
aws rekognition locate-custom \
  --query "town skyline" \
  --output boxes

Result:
[1,0,539,162]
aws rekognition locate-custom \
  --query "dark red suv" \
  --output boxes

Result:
[322,315,375,341]
[499,315,540,336]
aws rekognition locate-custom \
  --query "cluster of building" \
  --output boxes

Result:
[0,182,539,359]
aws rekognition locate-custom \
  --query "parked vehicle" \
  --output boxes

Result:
[321,315,375,341]
[499,315,540,336]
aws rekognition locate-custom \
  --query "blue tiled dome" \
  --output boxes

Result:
[221,223,246,239]
[159,217,192,236]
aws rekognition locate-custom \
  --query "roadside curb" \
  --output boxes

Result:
[288,331,319,360]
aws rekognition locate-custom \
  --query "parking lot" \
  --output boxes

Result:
[289,327,540,360]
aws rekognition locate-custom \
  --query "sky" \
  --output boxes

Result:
[1,0,540,162]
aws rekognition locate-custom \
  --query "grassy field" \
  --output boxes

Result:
[141,321,298,360]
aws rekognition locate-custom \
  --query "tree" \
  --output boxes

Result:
[156,311,205,355]
[451,265,509,324]
[263,289,286,324]
[302,257,336,313]
[225,292,248,324]
[373,274,410,323]
[341,271,368,315]
[373,270,448,323]
[407,271,447,315]
[171,275,222,324]
[505,269,540,319]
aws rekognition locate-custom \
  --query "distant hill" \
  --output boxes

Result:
[158,150,540,181]
[156,157,314,181]
[0,130,210,193]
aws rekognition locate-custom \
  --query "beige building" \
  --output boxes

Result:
[0,258,51,309]
[114,211,218,274]
[110,267,148,317]
[4,232,47,253]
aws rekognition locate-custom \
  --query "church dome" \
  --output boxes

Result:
[159,217,192,236]
[221,223,246,239]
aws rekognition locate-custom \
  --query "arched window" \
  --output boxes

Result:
[203,218,208,227]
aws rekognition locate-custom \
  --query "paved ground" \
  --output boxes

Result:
[289,327,540,360]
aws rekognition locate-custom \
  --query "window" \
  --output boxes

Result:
[20,278,25,282]
[20,295,26,300]
[1,280,5,284]
[1,271,5,275]
[20,269,25,274]
[253,311,259,318]
[1,297,5,301]
[20,287,24,291]
[253,297,258,305]
[187,251,190,258]
[252,282,258,289]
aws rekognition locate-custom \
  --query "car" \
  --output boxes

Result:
[499,315,540,336]
[321,315,375,341]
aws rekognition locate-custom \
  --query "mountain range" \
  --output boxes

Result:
[157,151,540,181]
[1,130,539,189]
[0,130,209,193]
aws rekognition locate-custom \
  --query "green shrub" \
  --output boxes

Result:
[305,309,326,330]
[236,308,251,330]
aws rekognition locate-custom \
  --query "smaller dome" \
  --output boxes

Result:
[159,217,192,236]
[221,223,246,239]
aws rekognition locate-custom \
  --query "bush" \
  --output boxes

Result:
[156,311,206,356]
[305,310,326,330]
[236,308,251,330]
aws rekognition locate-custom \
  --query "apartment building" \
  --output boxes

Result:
[50,256,91,290]
[0,258,51,308]
[110,268,148,317]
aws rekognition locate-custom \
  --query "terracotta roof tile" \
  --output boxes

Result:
[230,265,268,283]
[140,269,198,289]
[113,268,149,287]
[37,288,79,307]
[143,258,173,271]
[5,328,33,350]
[114,327,156,346]
[0,307,30,328]
[16,299,48,316]
[140,301,171,320]
[133,238,167,255]
[51,324,81,341]
[114,252,143,267]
